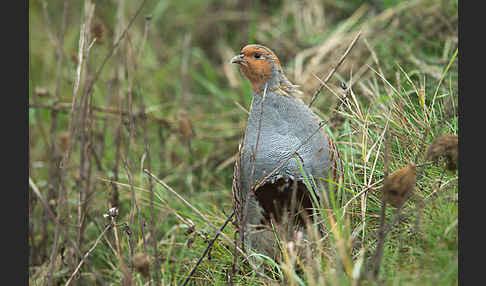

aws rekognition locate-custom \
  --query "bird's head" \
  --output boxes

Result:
[231,44,285,94]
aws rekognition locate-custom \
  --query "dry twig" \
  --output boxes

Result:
[308,30,362,108]
[46,1,69,284]
[182,211,235,286]
[64,223,112,286]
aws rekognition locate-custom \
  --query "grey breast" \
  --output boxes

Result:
[238,90,333,202]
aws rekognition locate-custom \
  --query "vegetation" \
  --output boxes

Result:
[29,0,458,285]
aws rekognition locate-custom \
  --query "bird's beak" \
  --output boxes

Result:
[231,54,246,64]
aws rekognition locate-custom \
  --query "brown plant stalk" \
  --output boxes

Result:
[126,13,159,285]
[46,1,69,284]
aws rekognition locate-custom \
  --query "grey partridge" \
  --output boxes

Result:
[231,44,344,259]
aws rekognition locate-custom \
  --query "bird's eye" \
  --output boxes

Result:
[254,52,262,59]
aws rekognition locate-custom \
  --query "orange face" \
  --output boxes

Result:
[231,45,281,93]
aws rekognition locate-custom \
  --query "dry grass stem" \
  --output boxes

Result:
[308,30,362,107]
[64,223,112,286]
[30,177,107,285]
[182,211,235,286]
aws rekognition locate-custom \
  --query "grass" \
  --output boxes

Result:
[29,0,457,285]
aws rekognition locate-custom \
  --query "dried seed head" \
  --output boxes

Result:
[340,81,348,90]
[184,219,195,235]
[383,164,416,208]
[426,134,458,171]
[108,207,119,217]
[104,207,119,220]
[186,236,195,248]
[49,199,57,208]
[446,145,458,171]
[133,252,151,277]
[178,110,195,141]
[90,22,104,44]
[71,54,79,65]
[34,87,50,97]
[123,224,132,236]
[58,131,71,153]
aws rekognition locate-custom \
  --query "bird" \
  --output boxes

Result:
[230,44,344,259]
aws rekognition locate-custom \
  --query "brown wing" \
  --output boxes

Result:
[232,142,243,224]
[324,131,344,183]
